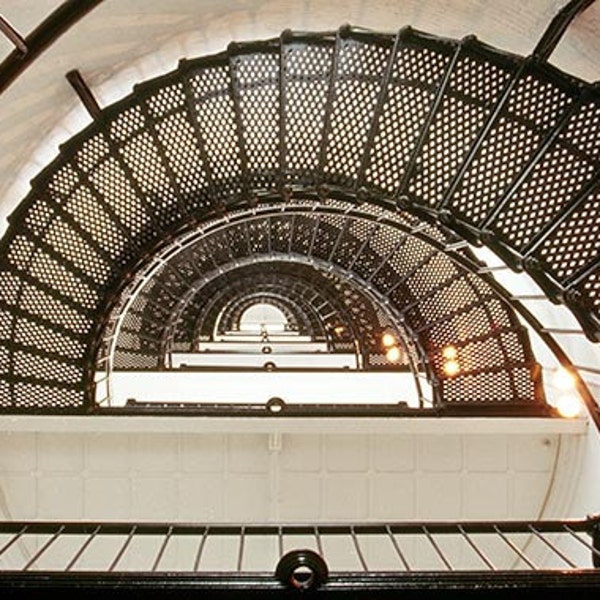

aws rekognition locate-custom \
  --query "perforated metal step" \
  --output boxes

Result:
[0,26,597,412]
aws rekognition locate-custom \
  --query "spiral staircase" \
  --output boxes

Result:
[0,23,598,418]
[0,1,599,596]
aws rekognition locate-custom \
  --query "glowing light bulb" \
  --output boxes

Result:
[333,325,345,336]
[553,367,576,391]
[386,346,401,363]
[443,359,460,377]
[442,345,458,360]
[382,333,396,348]
[556,395,581,419]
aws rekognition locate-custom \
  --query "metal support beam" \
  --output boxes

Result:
[66,69,102,120]
[0,14,27,54]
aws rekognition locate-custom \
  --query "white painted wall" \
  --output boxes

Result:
[0,425,590,571]
[0,430,566,523]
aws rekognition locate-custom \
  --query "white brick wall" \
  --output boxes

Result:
[0,431,569,523]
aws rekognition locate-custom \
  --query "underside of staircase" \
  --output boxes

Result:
[0,24,598,415]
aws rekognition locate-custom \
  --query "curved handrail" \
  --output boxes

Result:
[0,0,104,95]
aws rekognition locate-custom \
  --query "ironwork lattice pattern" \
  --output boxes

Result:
[103,205,539,410]
[0,26,597,412]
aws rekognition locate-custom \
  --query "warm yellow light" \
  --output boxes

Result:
[443,359,460,377]
[553,367,576,391]
[386,346,401,363]
[333,325,345,336]
[442,345,458,360]
[556,395,581,419]
[382,333,396,348]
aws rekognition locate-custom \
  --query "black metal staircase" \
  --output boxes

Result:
[0,24,598,414]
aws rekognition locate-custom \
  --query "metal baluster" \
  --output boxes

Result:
[328,219,350,262]
[479,96,584,232]
[65,525,101,571]
[457,525,496,570]
[180,59,219,201]
[494,526,537,570]
[563,524,600,565]
[237,526,245,572]
[136,97,190,218]
[527,525,578,568]
[23,525,65,571]
[509,295,548,301]
[563,253,600,288]
[228,48,251,198]
[347,223,380,270]
[422,526,453,571]
[540,328,586,335]
[287,214,297,253]
[366,236,409,283]
[108,525,137,572]
[314,526,324,557]
[437,60,528,211]
[317,27,344,177]
[384,248,439,296]
[278,526,284,559]
[350,526,368,572]
[572,365,600,376]
[394,41,463,199]
[356,29,404,189]
[307,214,322,257]
[151,526,174,572]
[475,265,512,274]
[0,526,28,561]
[522,173,600,257]
[386,526,411,571]
[193,527,210,572]
[0,14,28,54]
